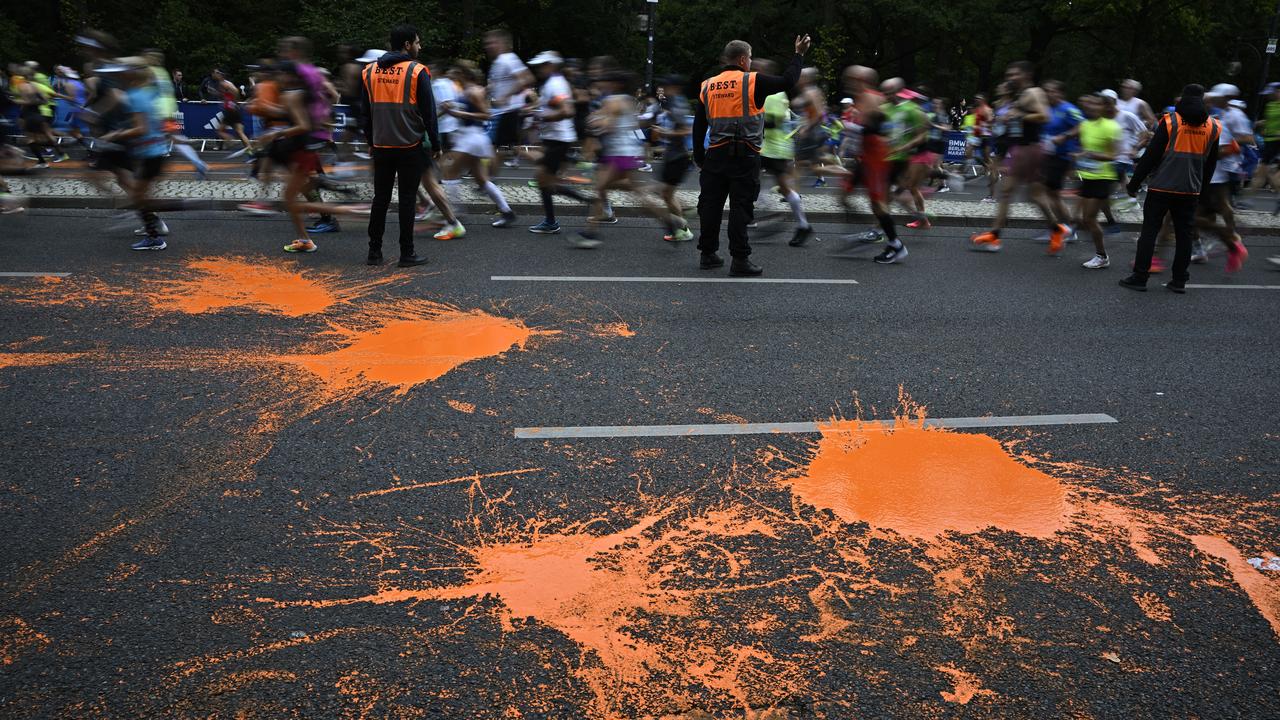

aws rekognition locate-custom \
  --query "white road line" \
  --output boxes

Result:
[0,272,71,278]
[1185,284,1280,291]
[492,275,859,285]
[515,413,1118,439]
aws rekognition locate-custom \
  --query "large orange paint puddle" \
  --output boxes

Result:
[271,304,545,396]
[784,416,1071,540]
[152,257,397,317]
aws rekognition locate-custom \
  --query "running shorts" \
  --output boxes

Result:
[661,154,691,186]
[858,137,890,204]
[220,105,244,128]
[134,154,167,181]
[910,150,938,166]
[452,127,494,159]
[91,149,132,174]
[22,112,48,134]
[492,111,521,147]
[601,155,641,173]
[540,140,571,174]
[1003,143,1043,184]
[795,125,825,162]
[1077,178,1112,199]
[761,156,791,177]
[1041,154,1072,191]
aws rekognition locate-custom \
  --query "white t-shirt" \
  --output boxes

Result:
[1212,119,1236,184]
[432,77,459,134]
[1113,109,1147,164]
[1116,96,1147,124]
[487,52,528,115]
[538,74,576,143]
[1223,107,1254,144]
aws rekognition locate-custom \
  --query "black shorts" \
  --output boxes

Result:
[91,150,133,174]
[1077,178,1113,199]
[660,154,691,186]
[889,158,910,186]
[135,155,167,181]
[1042,154,1072,191]
[1263,142,1280,165]
[762,156,791,177]
[540,140,571,175]
[493,111,521,147]
[1198,183,1228,208]
[220,105,243,128]
[22,113,48,134]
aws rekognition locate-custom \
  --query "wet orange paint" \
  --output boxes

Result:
[446,399,476,414]
[783,416,1071,540]
[1134,592,1172,623]
[0,352,86,370]
[936,664,996,704]
[1190,535,1280,638]
[272,304,545,397]
[153,258,342,317]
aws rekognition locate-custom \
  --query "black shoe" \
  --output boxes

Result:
[729,258,763,277]
[789,226,813,247]
[1118,274,1147,292]
[367,251,384,266]
[1164,281,1186,294]
[397,254,428,267]
[699,253,725,270]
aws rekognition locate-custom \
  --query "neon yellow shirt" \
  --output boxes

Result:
[1077,118,1120,180]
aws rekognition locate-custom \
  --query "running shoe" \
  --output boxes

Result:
[306,220,340,234]
[283,239,317,253]
[1104,223,1123,236]
[570,230,602,249]
[1226,235,1248,273]
[945,172,965,193]
[529,220,561,234]
[589,215,619,224]
[433,222,466,241]
[788,226,813,247]
[415,206,439,223]
[970,231,1002,252]
[812,177,826,187]
[51,152,71,163]
[131,236,167,251]
[664,226,694,243]
[491,211,518,228]
[1149,257,1167,274]
[873,244,908,264]
[1113,197,1140,212]
[638,163,653,172]
[1047,224,1069,255]
[353,151,371,160]
[1190,249,1209,264]
[134,219,170,236]
[503,158,520,168]
[1082,254,1110,269]
[237,201,277,216]
[33,162,49,170]
[1118,275,1147,291]
[905,219,932,230]
[227,147,250,160]
[980,196,997,203]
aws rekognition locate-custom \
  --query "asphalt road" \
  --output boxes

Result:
[1,209,1278,718]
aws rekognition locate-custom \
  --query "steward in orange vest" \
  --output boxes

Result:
[691,35,809,277]
[1121,84,1222,292]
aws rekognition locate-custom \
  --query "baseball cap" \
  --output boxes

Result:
[1209,83,1240,97]
[528,51,563,66]
[1228,99,1247,109]
[356,48,383,64]
[1099,89,1119,100]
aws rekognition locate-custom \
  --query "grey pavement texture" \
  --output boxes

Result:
[1,210,1278,718]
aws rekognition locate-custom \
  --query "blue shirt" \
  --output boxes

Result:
[1045,101,1084,158]
[125,85,168,159]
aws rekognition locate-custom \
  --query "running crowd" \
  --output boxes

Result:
[2,26,1279,285]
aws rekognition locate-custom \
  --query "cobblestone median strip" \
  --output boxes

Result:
[8,177,1280,231]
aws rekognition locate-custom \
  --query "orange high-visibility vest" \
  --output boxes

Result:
[700,70,765,153]
[1148,112,1222,195]
[362,60,430,148]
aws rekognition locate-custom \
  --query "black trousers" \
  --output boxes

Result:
[368,145,426,257]
[1132,190,1198,285]
[697,151,761,259]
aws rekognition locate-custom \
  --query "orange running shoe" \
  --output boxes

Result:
[970,231,1002,252]
[1047,224,1068,255]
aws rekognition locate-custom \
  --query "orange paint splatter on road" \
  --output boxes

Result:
[1078,500,1163,565]
[1190,535,1280,639]
[446,399,476,414]
[272,303,546,397]
[152,257,395,317]
[936,664,996,704]
[0,352,86,370]
[1134,592,1172,622]
[593,322,635,338]
[783,415,1071,540]
[1,617,50,666]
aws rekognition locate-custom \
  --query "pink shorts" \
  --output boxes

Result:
[910,151,939,165]
[602,155,642,172]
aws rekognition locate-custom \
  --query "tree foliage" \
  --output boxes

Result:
[2,0,1277,107]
